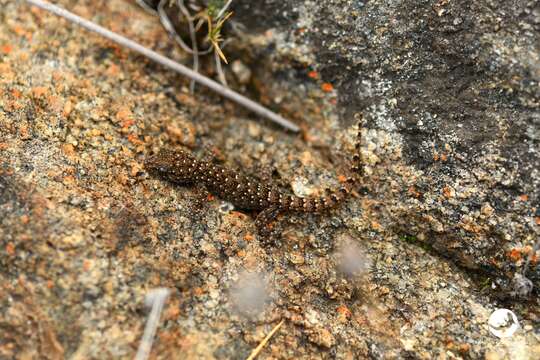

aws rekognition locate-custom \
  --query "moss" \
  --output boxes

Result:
[399,234,432,252]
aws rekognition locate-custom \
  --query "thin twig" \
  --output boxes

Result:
[157,0,195,54]
[135,0,158,15]
[157,0,212,55]
[216,0,234,20]
[178,0,199,92]
[24,0,300,132]
[245,320,284,360]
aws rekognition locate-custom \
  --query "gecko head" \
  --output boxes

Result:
[144,148,196,184]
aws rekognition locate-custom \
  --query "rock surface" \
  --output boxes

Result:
[0,0,538,359]
[233,0,540,295]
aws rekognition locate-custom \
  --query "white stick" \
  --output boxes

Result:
[25,0,300,132]
[134,288,171,360]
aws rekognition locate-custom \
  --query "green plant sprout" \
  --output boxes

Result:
[151,0,234,89]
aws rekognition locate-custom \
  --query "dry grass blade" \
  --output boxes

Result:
[208,11,233,64]
[245,320,285,360]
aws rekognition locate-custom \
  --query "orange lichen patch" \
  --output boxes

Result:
[518,194,528,201]
[52,70,63,82]
[6,99,24,111]
[337,174,348,183]
[112,45,129,60]
[237,249,246,258]
[116,172,129,186]
[321,82,334,92]
[165,123,183,139]
[371,220,382,231]
[0,63,15,81]
[63,100,73,118]
[62,175,76,185]
[166,123,197,147]
[88,129,102,137]
[1,44,13,54]
[336,304,352,321]
[62,143,76,159]
[19,124,30,139]
[440,153,448,161]
[175,93,199,107]
[74,78,98,96]
[0,143,8,151]
[20,215,30,225]
[121,119,135,129]
[308,70,319,79]
[408,186,422,198]
[243,253,259,270]
[244,233,254,242]
[11,24,31,40]
[460,222,483,234]
[115,106,133,123]
[6,242,15,256]
[446,341,471,354]
[508,248,522,262]
[129,162,143,177]
[230,211,248,220]
[11,25,25,36]
[46,95,63,112]
[11,88,22,99]
[433,152,440,161]
[193,287,205,296]
[18,51,29,62]
[164,304,181,321]
[302,128,319,143]
[509,246,539,264]
[46,280,54,289]
[18,233,32,242]
[1,168,14,176]
[488,258,500,268]
[459,343,472,354]
[127,133,144,146]
[442,185,455,199]
[105,63,120,77]
[82,259,92,271]
[31,86,48,98]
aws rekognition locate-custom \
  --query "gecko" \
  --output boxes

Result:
[144,123,363,233]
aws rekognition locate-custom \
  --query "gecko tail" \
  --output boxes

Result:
[285,119,364,213]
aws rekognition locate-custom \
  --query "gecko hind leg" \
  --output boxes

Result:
[255,206,282,240]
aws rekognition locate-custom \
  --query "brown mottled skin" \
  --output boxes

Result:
[144,123,362,229]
